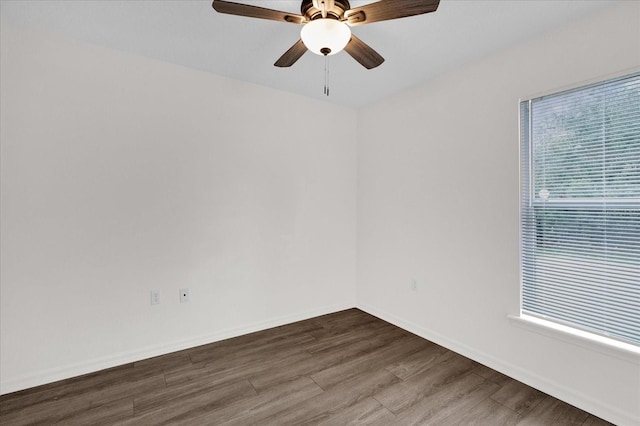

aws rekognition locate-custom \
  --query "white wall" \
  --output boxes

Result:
[0,21,357,394]
[357,3,640,425]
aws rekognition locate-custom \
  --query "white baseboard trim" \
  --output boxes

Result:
[0,302,353,395]
[357,302,638,426]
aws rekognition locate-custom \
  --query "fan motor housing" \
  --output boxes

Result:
[301,0,351,21]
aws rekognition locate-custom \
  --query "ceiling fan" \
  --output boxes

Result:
[211,0,440,70]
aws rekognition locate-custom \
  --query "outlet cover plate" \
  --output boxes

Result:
[151,290,160,305]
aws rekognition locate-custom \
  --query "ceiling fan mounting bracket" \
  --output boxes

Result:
[301,0,351,21]
[284,15,304,23]
[344,11,365,24]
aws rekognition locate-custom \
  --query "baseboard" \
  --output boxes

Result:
[0,302,353,395]
[357,302,638,426]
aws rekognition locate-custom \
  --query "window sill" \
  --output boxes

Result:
[508,314,640,364]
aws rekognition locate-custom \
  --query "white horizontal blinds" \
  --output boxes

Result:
[520,73,640,345]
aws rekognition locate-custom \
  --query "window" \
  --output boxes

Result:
[520,72,640,346]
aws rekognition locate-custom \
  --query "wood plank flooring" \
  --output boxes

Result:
[0,309,613,425]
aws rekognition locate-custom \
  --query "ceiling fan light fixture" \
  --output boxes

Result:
[300,18,351,56]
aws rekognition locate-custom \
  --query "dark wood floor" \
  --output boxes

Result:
[0,309,612,425]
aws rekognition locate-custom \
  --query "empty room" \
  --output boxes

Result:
[0,0,638,425]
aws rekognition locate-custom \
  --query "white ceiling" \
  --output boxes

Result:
[0,0,618,108]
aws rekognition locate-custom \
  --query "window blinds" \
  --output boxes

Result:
[520,73,640,345]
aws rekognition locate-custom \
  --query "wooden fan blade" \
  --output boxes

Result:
[274,39,308,67]
[345,0,439,26]
[344,35,384,69]
[212,1,306,24]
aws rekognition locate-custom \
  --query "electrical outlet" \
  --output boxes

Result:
[151,290,160,305]
[180,288,190,303]
[411,280,418,291]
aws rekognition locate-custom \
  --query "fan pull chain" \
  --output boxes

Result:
[321,48,331,96]
[324,55,329,96]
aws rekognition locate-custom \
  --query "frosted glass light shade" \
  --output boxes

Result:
[300,19,351,56]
